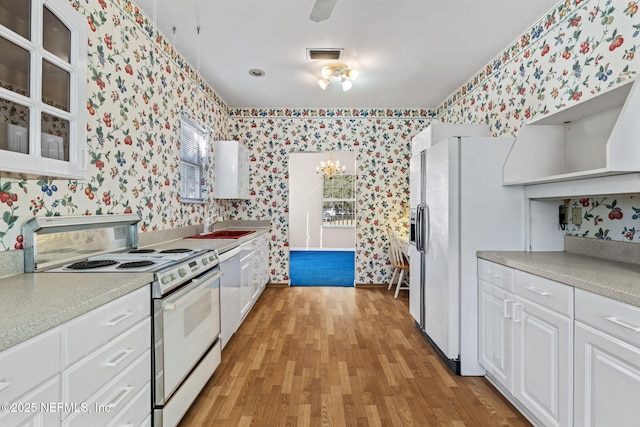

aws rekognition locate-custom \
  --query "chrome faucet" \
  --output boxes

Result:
[203,209,224,234]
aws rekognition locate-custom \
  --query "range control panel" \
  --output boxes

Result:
[153,250,219,297]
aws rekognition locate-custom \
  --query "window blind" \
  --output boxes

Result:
[179,117,208,202]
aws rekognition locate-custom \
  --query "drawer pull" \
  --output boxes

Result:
[512,303,523,323]
[105,311,134,326]
[605,316,640,332]
[503,299,513,318]
[0,381,10,392]
[104,348,134,367]
[489,273,501,278]
[107,385,134,409]
[526,286,550,296]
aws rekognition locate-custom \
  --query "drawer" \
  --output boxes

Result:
[63,317,150,405]
[63,352,150,425]
[64,286,150,366]
[514,270,573,317]
[0,327,61,403]
[576,288,640,348]
[477,259,514,292]
[106,383,151,427]
[0,375,60,427]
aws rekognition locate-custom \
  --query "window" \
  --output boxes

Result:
[322,174,355,227]
[179,116,209,203]
[0,0,87,178]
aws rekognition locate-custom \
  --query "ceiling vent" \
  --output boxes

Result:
[306,48,343,61]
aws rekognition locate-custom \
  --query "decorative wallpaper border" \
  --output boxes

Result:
[230,108,437,119]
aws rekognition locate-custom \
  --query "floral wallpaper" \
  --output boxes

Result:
[0,0,639,286]
[0,0,230,251]
[566,196,640,240]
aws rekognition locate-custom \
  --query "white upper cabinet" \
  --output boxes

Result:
[0,0,87,178]
[213,140,250,199]
[503,78,640,189]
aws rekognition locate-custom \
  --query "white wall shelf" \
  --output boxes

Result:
[503,78,640,193]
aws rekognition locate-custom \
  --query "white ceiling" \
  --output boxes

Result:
[134,0,560,110]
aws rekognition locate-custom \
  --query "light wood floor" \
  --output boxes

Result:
[179,286,531,426]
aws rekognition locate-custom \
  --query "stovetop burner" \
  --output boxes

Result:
[159,248,192,254]
[67,260,119,270]
[47,245,206,273]
[128,249,156,254]
[117,260,156,269]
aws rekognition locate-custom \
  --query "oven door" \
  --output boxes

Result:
[154,267,222,405]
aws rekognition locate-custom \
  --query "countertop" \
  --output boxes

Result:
[477,251,640,307]
[0,225,270,352]
[0,271,154,352]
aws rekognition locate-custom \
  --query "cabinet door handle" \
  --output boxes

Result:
[0,381,10,392]
[104,348,134,367]
[526,286,550,296]
[503,299,513,318]
[107,385,134,409]
[105,311,134,326]
[512,303,523,323]
[605,316,640,332]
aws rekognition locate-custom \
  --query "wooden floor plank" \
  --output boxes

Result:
[179,287,531,426]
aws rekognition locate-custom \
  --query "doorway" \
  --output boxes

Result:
[288,151,356,287]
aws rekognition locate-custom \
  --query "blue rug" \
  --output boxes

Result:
[290,250,355,287]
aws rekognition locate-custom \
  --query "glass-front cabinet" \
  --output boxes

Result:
[0,0,87,178]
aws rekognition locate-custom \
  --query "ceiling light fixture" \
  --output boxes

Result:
[317,63,358,91]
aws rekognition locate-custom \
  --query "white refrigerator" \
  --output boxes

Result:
[409,132,524,375]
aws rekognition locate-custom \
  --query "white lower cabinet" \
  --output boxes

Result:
[239,251,253,320]
[250,234,269,302]
[238,234,270,323]
[0,286,151,427]
[478,260,573,427]
[513,293,573,427]
[0,327,61,408]
[0,375,61,427]
[478,280,514,394]
[574,289,640,427]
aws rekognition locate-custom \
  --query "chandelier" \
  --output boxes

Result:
[316,154,346,179]
[317,63,359,91]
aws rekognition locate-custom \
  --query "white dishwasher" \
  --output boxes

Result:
[218,242,252,349]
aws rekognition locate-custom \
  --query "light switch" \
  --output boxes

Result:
[572,207,582,225]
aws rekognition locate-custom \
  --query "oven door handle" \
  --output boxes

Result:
[163,269,223,311]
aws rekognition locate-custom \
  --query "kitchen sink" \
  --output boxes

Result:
[186,229,255,239]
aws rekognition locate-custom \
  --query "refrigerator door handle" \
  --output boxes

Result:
[424,204,430,253]
[416,204,425,252]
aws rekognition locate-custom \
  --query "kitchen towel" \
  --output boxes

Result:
[290,250,355,287]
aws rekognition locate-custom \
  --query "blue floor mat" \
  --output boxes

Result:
[290,250,355,287]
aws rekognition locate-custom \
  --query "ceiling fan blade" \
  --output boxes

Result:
[309,0,338,22]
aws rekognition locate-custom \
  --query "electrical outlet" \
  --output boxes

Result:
[572,207,582,225]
